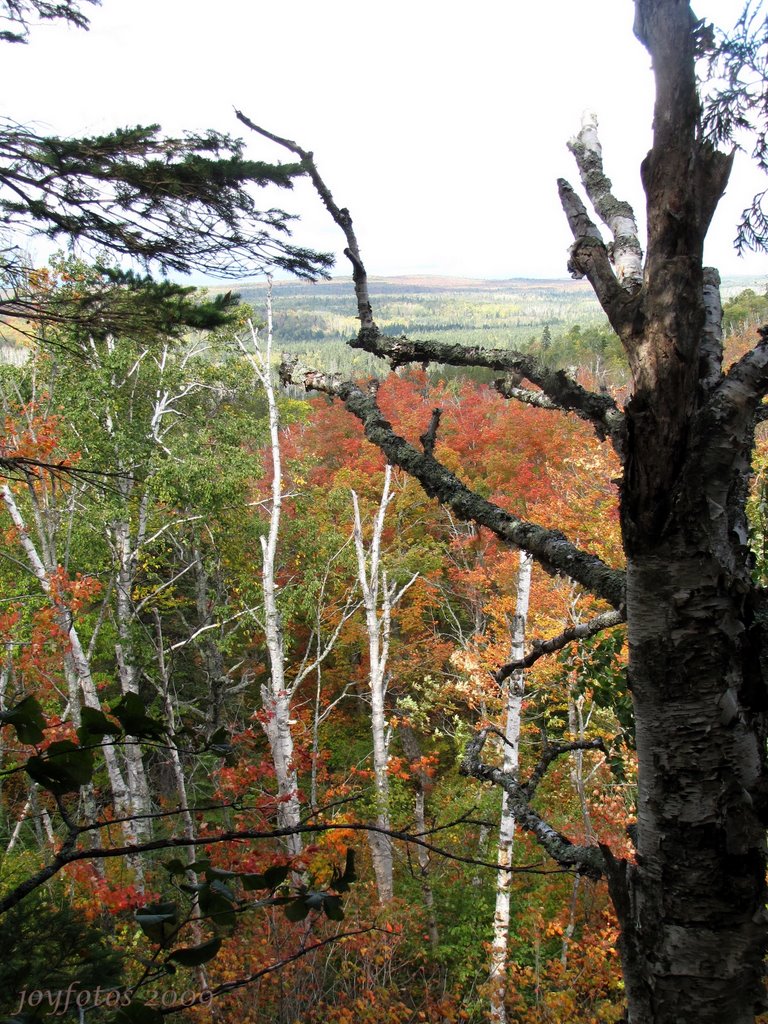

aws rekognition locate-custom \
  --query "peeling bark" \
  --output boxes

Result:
[567,112,644,290]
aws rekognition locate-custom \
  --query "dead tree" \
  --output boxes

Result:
[239,2,768,1018]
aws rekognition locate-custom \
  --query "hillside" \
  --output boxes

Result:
[215,273,767,377]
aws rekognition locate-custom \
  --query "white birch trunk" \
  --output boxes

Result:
[1,483,139,847]
[112,513,152,838]
[489,549,532,1024]
[352,466,418,904]
[240,287,302,858]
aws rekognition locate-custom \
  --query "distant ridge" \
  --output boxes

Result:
[226,274,597,292]
[223,273,765,294]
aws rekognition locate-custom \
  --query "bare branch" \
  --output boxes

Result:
[495,607,626,681]
[349,334,625,449]
[420,407,442,456]
[279,358,626,610]
[566,113,644,290]
[0,814,558,915]
[557,178,639,339]
[523,735,609,800]
[460,728,605,879]
[234,110,374,332]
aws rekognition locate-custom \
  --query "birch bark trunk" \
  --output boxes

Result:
[1,482,139,846]
[352,465,418,903]
[488,550,531,1024]
[240,289,302,858]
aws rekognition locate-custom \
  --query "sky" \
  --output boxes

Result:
[3,0,767,284]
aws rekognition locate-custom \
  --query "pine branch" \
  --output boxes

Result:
[0,119,333,278]
[0,0,97,43]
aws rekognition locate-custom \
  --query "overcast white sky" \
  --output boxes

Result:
[4,0,767,283]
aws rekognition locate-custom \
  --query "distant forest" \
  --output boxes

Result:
[211,274,768,381]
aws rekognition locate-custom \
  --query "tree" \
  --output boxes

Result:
[0,0,332,382]
[259,1,768,1018]
[0,0,96,45]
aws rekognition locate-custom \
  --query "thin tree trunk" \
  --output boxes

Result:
[398,720,439,950]
[112,514,152,840]
[352,465,418,903]
[1,483,139,846]
[240,288,302,858]
[489,550,531,1024]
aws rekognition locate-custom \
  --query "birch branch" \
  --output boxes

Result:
[566,112,644,290]
[715,324,768,408]
[557,178,638,339]
[280,358,625,610]
[700,267,724,389]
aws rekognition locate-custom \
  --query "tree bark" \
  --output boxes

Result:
[489,550,532,1024]
[241,296,303,859]
[352,465,418,903]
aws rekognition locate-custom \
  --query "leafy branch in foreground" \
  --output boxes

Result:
[0,0,97,44]
[0,120,333,279]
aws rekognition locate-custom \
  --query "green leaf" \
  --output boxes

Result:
[113,1000,165,1024]
[111,693,166,739]
[135,901,179,944]
[207,866,240,880]
[241,872,268,891]
[283,898,310,922]
[208,878,236,901]
[186,858,211,874]
[0,695,46,745]
[331,848,357,893]
[167,935,222,967]
[198,886,237,931]
[163,858,188,876]
[77,706,122,742]
[322,894,344,921]
[208,726,232,753]
[263,864,290,888]
[25,740,94,794]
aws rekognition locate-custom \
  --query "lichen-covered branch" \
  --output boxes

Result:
[522,735,608,800]
[567,113,644,291]
[460,728,605,878]
[557,178,640,340]
[350,334,625,449]
[716,324,768,407]
[239,116,626,452]
[495,607,626,681]
[280,357,626,609]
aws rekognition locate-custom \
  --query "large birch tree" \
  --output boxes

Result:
[245,2,768,1019]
